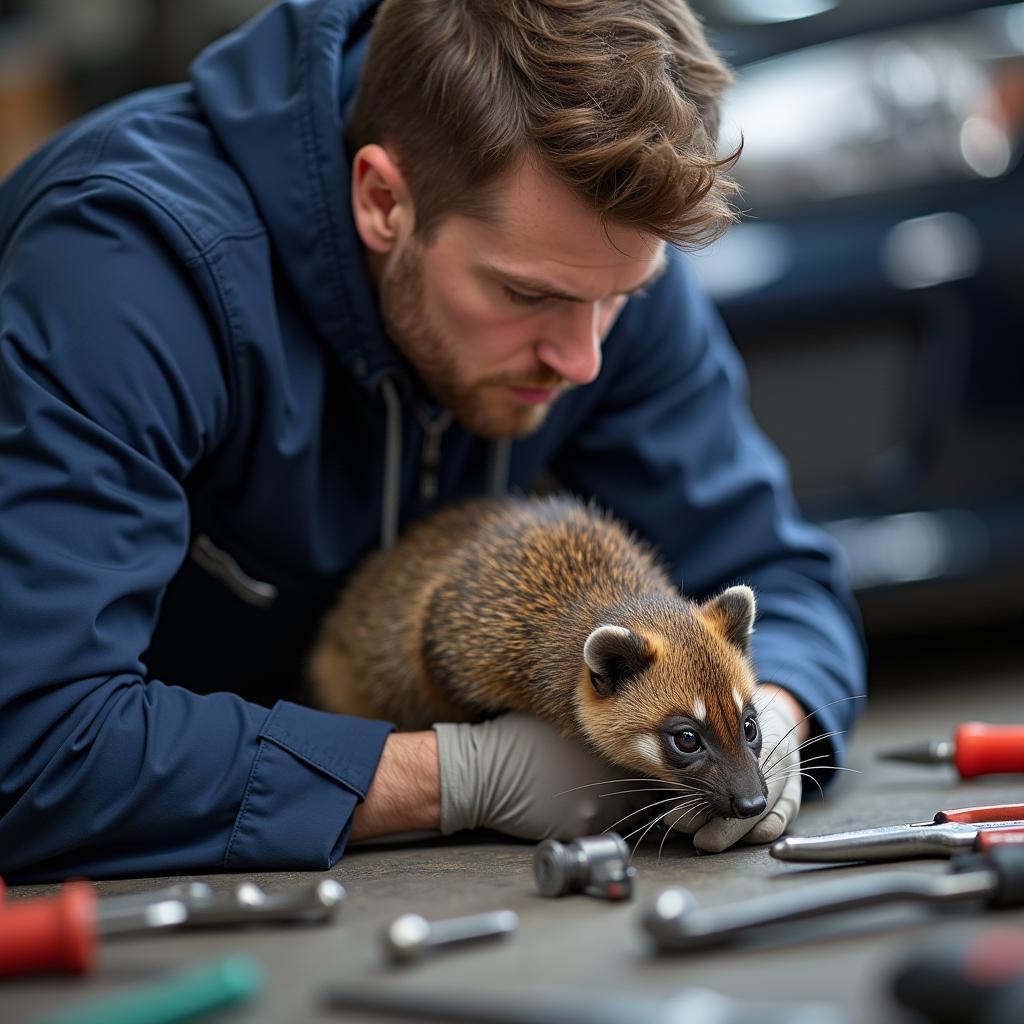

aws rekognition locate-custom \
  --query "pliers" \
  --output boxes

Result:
[771,803,1024,863]
[880,721,1024,778]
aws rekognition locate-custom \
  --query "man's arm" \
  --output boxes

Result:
[350,732,441,840]
[0,184,393,882]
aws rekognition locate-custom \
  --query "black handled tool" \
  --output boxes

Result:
[643,846,1024,952]
[891,928,1024,1024]
[323,984,846,1024]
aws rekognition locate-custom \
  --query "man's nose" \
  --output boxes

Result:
[536,302,603,386]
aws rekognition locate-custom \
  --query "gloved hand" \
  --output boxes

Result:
[689,694,804,853]
[433,712,664,841]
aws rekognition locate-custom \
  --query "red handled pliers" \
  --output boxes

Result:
[770,803,1024,863]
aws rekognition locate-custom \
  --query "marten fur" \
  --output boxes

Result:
[309,495,768,819]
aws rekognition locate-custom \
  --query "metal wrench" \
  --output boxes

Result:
[643,846,1024,952]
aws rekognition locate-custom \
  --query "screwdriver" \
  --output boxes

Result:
[890,928,1024,1024]
[880,722,1024,777]
[0,882,188,976]
[0,878,344,977]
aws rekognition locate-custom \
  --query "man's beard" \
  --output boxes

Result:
[378,243,563,439]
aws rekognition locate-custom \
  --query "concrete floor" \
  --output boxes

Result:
[3,623,1022,1024]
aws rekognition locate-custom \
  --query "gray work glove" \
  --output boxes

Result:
[685,696,804,853]
[434,712,661,841]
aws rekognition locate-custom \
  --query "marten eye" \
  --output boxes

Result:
[672,729,702,754]
[744,716,759,743]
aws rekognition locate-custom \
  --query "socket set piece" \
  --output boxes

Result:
[384,909,518,963]
[643,846,1024,952]
[534,833,636,901]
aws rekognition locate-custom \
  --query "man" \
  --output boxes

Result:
[0,0,865,883]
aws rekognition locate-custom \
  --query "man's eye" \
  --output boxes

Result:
[672,729,702,754]
[504,287,547,306]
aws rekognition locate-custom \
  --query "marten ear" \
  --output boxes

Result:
[583,625,654,697]
[703,584,756,654]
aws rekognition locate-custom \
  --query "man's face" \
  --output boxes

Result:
[377,159,667,438]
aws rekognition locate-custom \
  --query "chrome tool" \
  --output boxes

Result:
[534,833,636,900]
[643,846,1024,952]
[384,909,518,963]
[770,803,1024,863]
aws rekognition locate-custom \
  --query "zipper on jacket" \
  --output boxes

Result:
[190,534,279,608]
[417,407,453,504]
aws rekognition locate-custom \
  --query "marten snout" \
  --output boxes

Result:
[580,584,767,822]
[653,704,767,820]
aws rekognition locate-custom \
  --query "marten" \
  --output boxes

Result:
[309,495,769,822]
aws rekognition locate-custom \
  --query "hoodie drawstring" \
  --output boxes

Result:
[487,437,511,498]
[378,376,403,551]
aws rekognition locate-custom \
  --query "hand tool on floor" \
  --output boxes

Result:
[0,878,344,977]
[890,928,1024,1024]
[533,833,636,900]
[770,803,1024,863]
[880,722,1024,777]
[322,983,846,1023]
[33,955,265,1024]
[384,909,518,963]
[642,845,1024,952]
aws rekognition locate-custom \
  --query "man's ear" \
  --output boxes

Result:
[350,143,414,254]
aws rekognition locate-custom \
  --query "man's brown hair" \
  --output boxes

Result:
[347,0,741,247]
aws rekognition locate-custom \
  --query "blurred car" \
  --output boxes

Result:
[689,0,1024,633]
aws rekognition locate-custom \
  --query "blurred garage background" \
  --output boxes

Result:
[1,0,1021,653]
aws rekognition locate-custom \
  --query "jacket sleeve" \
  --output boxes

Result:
[0,183,392,883]
[552,250,866,779]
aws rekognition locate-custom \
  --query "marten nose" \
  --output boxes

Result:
[731,794,767,818]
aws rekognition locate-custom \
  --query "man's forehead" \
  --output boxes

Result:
[501,195,660,256]
[496,158,664,264]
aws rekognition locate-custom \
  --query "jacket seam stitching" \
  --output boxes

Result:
[0,172,246,453]
[297,5,357,345]
[71,170,265,255]
[261,732,366,799]
[224,738,265,867]
[70,171,249,439]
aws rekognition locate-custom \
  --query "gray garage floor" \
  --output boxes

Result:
[3,626,1022,1024]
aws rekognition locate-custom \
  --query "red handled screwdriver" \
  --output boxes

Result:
[880,722,1024,778]
[0,878,344,978]
[0,881,188,976]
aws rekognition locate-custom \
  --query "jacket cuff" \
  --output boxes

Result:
[224,700,394,870]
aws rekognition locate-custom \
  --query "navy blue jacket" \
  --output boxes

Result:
[0,0,865,883]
